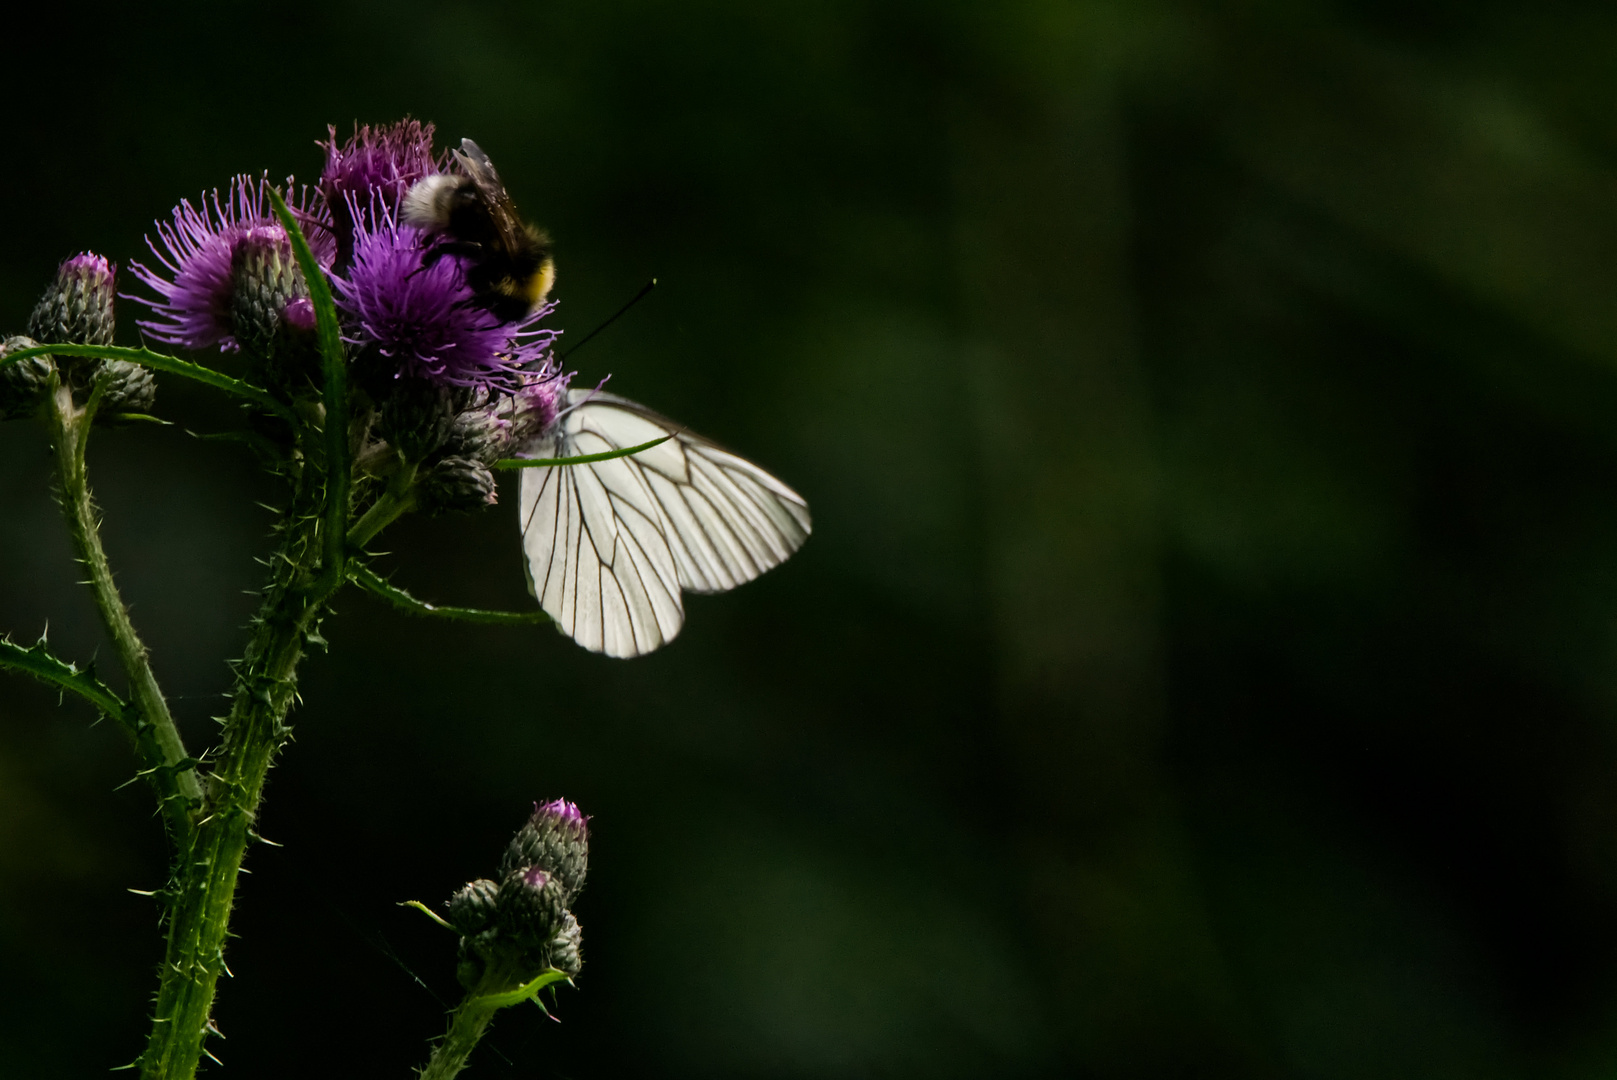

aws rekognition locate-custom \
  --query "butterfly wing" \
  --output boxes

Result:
[517,415,686,659]
[518,389,812,656]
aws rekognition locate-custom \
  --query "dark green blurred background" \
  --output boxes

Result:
[5,1,1617,1076]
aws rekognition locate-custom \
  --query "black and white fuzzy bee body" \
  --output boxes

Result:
[402,139,556,322]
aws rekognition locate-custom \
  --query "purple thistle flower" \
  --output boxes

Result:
[331,199,557,392]
[59,252,116,293]
[320,119,442,268]
[129,176,332,352]
[63,252,112,274]
[536,799,587,831]
[503,360,572,451]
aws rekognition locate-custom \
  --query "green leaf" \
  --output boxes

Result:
[0,634,131,721]
[473,969,571,1010]
[493,435,672,469]
[349,564,552,626]
[99,411,174,427]
[0,344,292,421]
[398,900,458,932]
[267,187,350,585]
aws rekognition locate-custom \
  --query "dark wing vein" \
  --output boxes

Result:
[519,388,811,655]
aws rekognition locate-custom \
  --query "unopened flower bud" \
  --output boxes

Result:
[446,878,500,936]
[95,361,158,418]
[453,802,590,991]
[544,911,583,978]
[28,254,116,391]
[496,865,570,945]
[501,799,589,904]
[29,253,116,347]
[377,377,461,462]
[444,401,514,466]
[419,455,497,514]
[229,227,313,369]
[0,336,51,420]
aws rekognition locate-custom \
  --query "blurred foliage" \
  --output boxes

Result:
[4,0,1617,1076]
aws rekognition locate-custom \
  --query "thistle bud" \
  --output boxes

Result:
[0,336,51,420]
[544,911,584,978]
[28,254,116,391]
[377,376,460,462]
[29,254,116,347]
[228,227,320,394]
[451,801,590,993]
[496,865,570,944]
[501,799,589,904]
[419,455,497,514]
[96,364,157,418]
[444,400,514,466]
[446,878,500,936]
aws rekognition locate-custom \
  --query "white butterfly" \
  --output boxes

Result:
[517,388,812,657]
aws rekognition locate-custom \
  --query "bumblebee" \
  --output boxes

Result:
[402,138,556,322]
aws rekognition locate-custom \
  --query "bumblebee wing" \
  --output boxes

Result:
[455,138,527,253]
[517,389,812,656]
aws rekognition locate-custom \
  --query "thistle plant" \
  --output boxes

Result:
[0,118,808,1079]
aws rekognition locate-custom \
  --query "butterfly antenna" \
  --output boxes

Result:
[559,278,657,361]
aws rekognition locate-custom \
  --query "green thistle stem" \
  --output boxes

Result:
[138,449,345,1079]
[46,381,200,840]
[139,422,416,1077]
[419,970,570,1080]
[419,996,502,1080]
[348,465,419,550]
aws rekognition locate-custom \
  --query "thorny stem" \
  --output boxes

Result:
[138,500,341,1079]
[418,968,569,1080]
[138,422,380,1078]
[348,464,419,550]
[46,380,201,841]
[419,997,502,1080]
[133,195,380,1080]
[139,414,400,1075]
